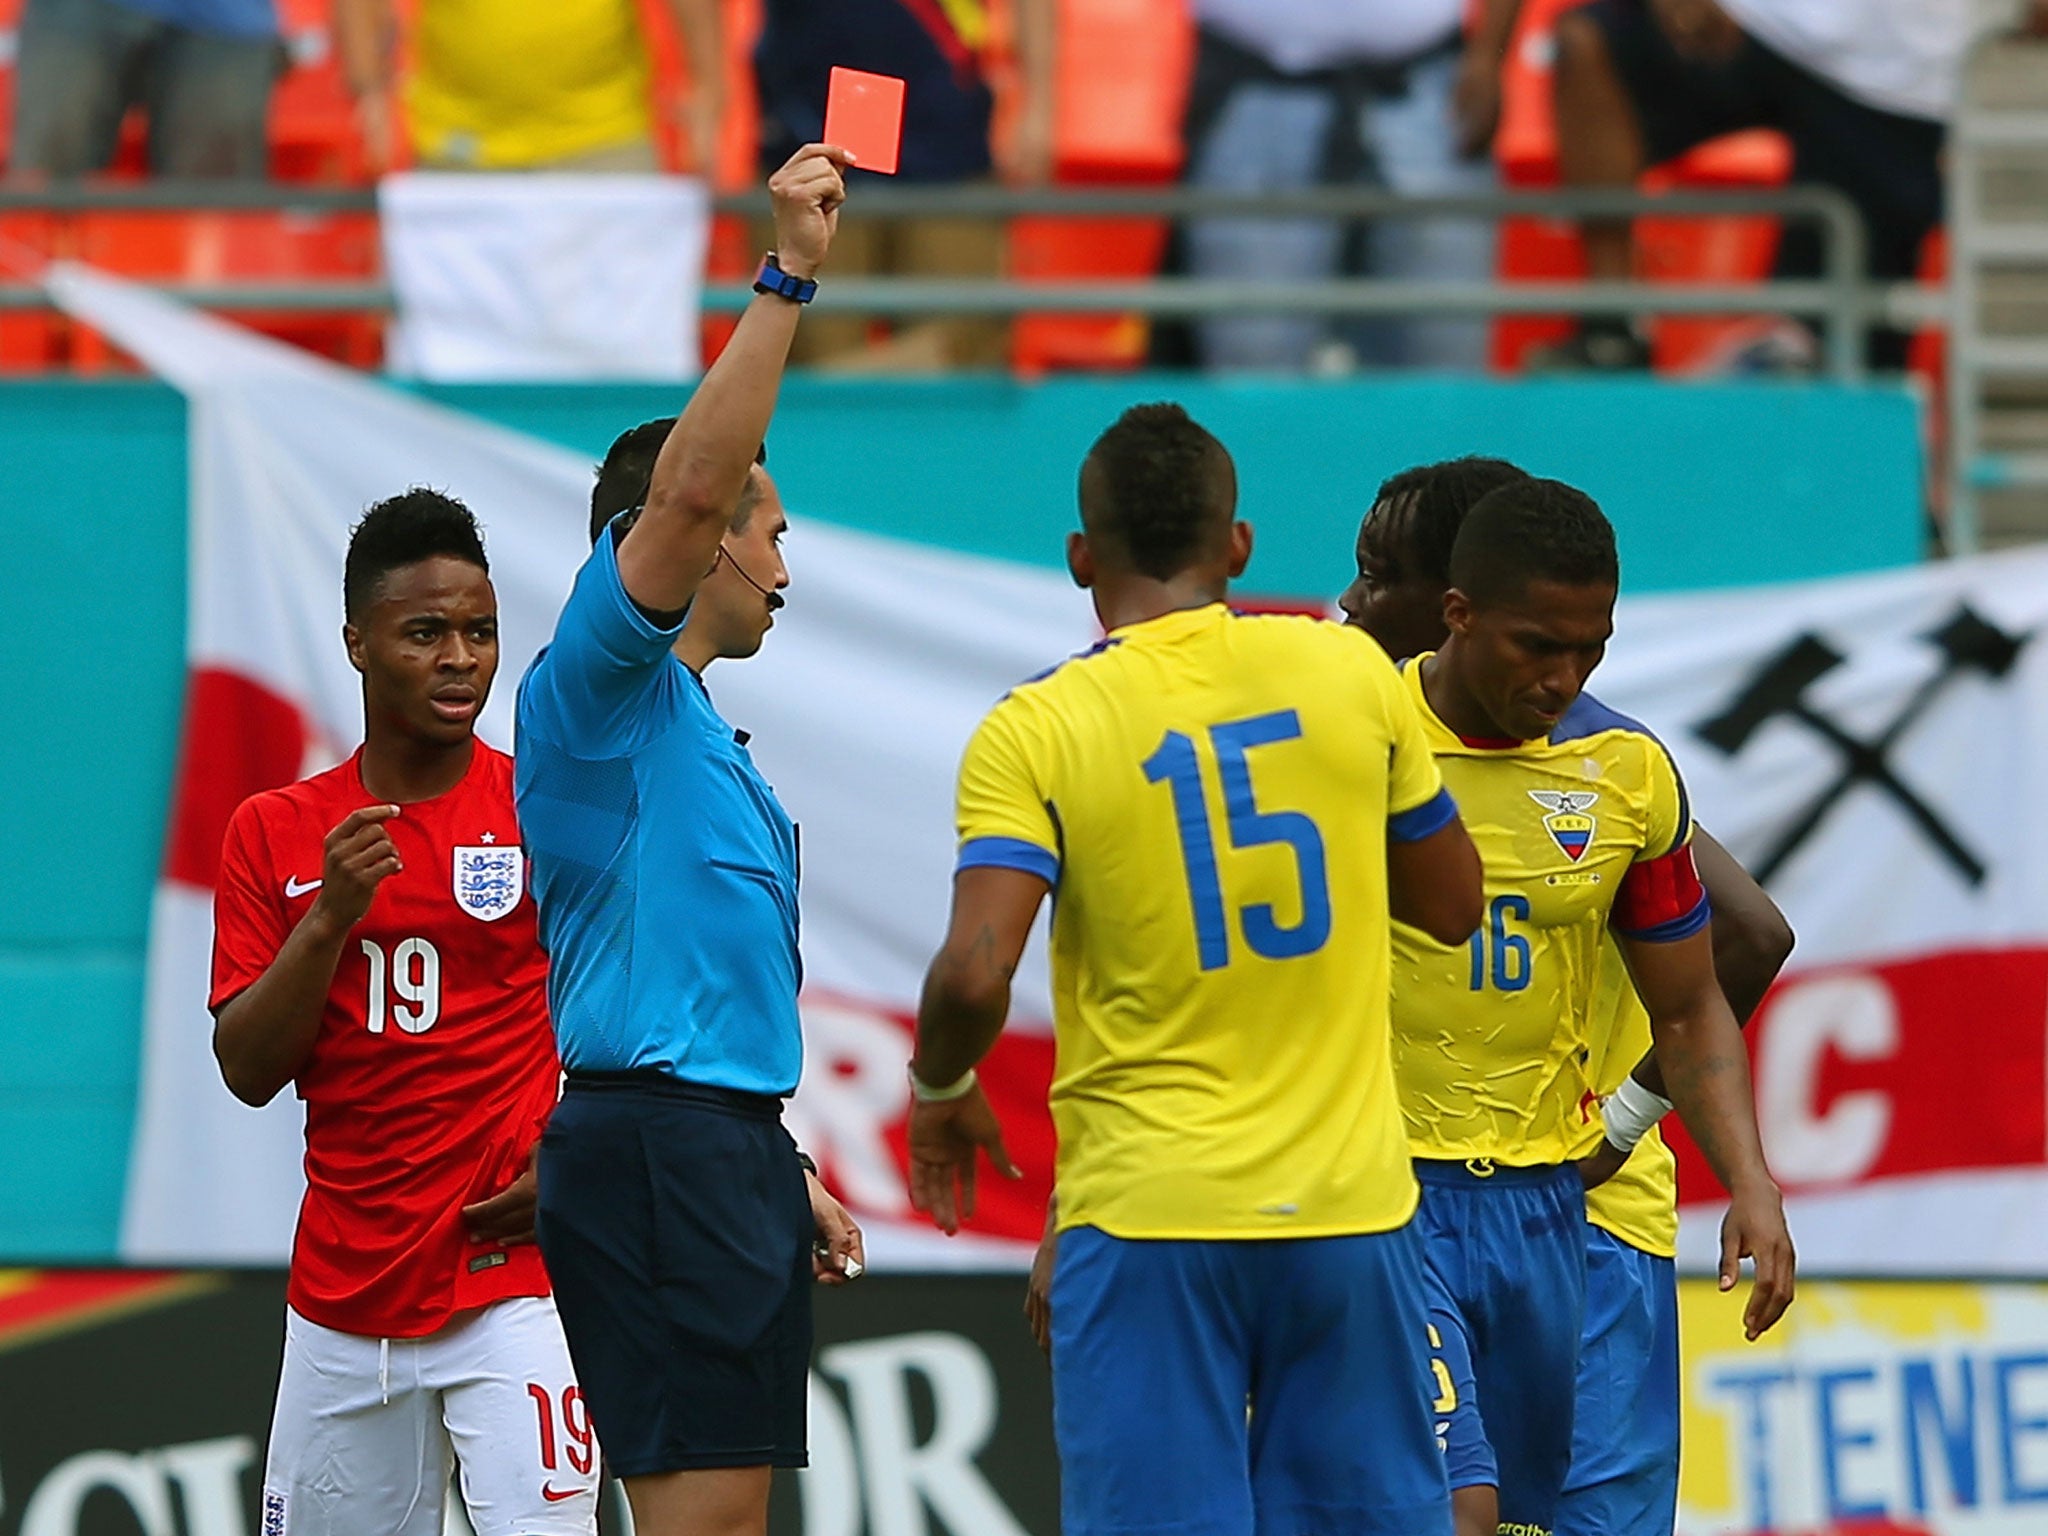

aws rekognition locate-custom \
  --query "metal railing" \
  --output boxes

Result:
[1944,32,2048,554]
[0,180,1898,380]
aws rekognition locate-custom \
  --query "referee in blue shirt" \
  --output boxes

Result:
[515,143,862,1536]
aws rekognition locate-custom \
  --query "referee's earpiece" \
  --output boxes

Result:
[717,544,786,612]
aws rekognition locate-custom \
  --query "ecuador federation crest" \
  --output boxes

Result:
[453,842,524,922]
[1528,790,1599,862]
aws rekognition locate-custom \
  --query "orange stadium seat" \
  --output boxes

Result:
[695,0,1191,375]
[0,0,385,371]
[271,0,372,183]
[640,0,759,184]
[1910,226,1946,388]
[1004,0,1191,375]
[1492,0,1791,374]
[1910,228,1948,519]
[1,0,369,181]
[661,0,764,368]
[0,213,67,370]
[0,0,50,364]
[0,0,19,171]
[67,208,384,370]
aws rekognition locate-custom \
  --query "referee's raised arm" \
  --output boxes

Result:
[615,143,852,615]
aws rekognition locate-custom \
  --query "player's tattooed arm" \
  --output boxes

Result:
[915,914,1027,1088]
[1627,828,1795,1105]
[1584,829,1795,1180]
[1619,928,1796,1340]
[213,805,401,1106]
[1695,827,1795,1026]
[907,866,1044,1234]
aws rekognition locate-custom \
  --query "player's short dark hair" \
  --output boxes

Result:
[589,418,768,545]
[1448,476,1618,605]
[1369,456,1532,585]
[344,488,488,620]
[1077,403,1236,581]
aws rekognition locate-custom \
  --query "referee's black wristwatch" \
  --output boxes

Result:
[754,253,818,305]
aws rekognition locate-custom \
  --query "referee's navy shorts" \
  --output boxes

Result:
[535,1071,813,1477]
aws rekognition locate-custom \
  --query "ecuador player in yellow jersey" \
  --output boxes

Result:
[1353,474,1795,1536]
[903,404,1485,1536]
[1343,457,1797,1536]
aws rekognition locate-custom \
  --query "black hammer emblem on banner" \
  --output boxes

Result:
[1694,604,2030,887]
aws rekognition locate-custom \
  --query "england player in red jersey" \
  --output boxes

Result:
[210,492,595,1536]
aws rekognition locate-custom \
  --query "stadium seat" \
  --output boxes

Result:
[1910,227,1946,389]
[0,0,19,172]
[0,0,370,182]
[0,213,67,370]
[67,209,384,370]
[663,0,764,368]
[1004,0,1191,375]
[638,0,758,183]
[0,1,75,367]
[1910,228,1948,520]
[1492,0,1791,374]
[1009,211,1166,374]
[270,0,373,183]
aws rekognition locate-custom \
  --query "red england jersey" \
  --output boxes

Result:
[210,742,559,1338]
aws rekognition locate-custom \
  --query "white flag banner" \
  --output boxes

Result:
[46,262,1093,1270]
[1597,554,2048,1275]
[379,172,711,382]
[46,264,2048,1275]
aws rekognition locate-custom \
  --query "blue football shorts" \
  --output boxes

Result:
[1555,1224,1681,1536]
[1414,1159,1589,1532]
[1050,1222,1452,1536]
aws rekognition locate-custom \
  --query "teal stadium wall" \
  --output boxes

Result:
[0,374,1926,1259]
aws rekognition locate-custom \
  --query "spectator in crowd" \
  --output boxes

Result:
[334,0,723,174]
[9,0,283,178]
[1177,0,1524,372]
[753,0,1056,370]
[1541,0,2019,370]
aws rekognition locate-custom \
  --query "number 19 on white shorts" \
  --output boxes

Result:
[262,1294,597,1536]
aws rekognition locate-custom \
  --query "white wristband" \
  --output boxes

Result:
[1601,1075,1675,1153]
[909,1065,978,1103]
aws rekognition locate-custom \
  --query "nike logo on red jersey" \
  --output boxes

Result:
[540,1485,584,1503]
[285,876,323,898]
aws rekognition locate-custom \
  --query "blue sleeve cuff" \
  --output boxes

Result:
[596,520,688,645]
[1388,786,1458,844]
[957,836,1060,885]
[1614,892,1713,944]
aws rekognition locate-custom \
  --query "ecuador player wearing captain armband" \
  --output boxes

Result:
[1380,477,1795,1536]
[904,403,1485,1536]
[1342,456,1797,1536]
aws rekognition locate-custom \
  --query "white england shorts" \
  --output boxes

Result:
[261,1295,598,1536]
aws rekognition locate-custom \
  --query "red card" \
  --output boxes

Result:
[823,66,905,175]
